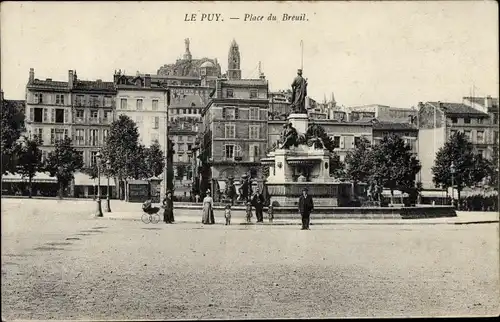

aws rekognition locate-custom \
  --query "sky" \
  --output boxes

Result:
[1,1,498,108]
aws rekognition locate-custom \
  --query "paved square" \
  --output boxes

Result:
[2,199,499,319]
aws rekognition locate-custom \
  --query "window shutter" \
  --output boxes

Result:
[222,108,226,119]
[51,109,55,123]
[64,109,69,123]
[340,137,345,149]
[235,108,239,119]
[351,137,355,148]
[29,108,34,121]
[43,108,48,122]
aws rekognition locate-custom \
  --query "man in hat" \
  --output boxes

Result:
[298,187,314,230]
[251,187,265,223]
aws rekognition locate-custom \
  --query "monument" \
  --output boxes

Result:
[262,69,352,207]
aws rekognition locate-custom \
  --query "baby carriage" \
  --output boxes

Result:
[141,200,161,224]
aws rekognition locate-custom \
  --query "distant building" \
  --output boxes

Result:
[268,90,291,120]
[113,71,169,152]
[372,120,418,155]
[417,99,497,188]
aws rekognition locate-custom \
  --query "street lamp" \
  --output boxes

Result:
[104,159,111,212]
[450,161,456,208]
[95,151,103,217]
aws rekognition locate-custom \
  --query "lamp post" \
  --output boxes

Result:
[95,151,103,217]
[104,159,111,212]
[450,161,456,208]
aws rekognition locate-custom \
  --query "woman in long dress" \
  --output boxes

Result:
[201,190,215,224]
[163,191,174,223]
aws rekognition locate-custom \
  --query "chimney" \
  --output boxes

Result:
[437,101,442,109]
[408,115,414,124]
[485,95,492,109]
[145,74,151,87]
[259,73,265,80]
[68,70,74,89]
[29,68,35,83]
[113,71,120,84]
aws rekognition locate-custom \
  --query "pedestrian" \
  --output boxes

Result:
[245,201,253,223]
[201,189,215,225]
[251,187,265,223]
[298,187,314,230]
[267,204,274,224]
[224,204,232,226]
[195,194,200,203]
[163,190,174,224]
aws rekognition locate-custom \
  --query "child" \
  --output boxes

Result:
[245,202,253,223]
[267,205,274,224]
[224,204,232,225]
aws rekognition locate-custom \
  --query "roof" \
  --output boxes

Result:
[372,121,418,131]
[169,94,207,108]
[28,79,68,90]
[221,79,267,87]
[73,80,115,92]
[428,102,488,116]
[463,96,499,111]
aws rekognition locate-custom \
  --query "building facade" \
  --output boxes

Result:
[417,100,496,188]
[202,76,269,185]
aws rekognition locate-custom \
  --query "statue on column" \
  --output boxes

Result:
[290,69,308,114]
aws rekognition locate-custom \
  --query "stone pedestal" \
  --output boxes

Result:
[288,113,309,134]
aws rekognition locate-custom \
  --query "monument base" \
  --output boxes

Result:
[287,113,309,134]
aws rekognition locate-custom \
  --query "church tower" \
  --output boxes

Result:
[227,39,241,80]
[183,38,192,61]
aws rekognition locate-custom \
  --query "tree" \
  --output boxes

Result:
[371,134,421,204]
[487,137,499,191]
[102,115,140,199]
[345,137,373,198]
[1,98,25,174]
[16,135,43,198]
[432,131,484,206]
[145,140,165,178]
[45,137,83,199]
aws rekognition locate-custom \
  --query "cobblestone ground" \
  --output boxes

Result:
[2,199,499,319]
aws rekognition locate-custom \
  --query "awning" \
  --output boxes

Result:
[286,158,321,165]
[73,172,116,186]
[381,190,409,197]
[1,172,57,183]
[260,158,275,165]
[420,190,447,198]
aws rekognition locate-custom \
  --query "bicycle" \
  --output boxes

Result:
[141,205,161,224]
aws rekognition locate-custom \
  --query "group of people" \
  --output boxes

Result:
[155,187,314,230]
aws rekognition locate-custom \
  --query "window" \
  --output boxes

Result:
[250,89,257,98]
[227,89,234,98]
[249,144,259,162]
[51,128,67,144]
[225,124,236,138]
[450,129,457,137]
[76,151,84,164]
[152,100,158,111]
[103,129,109,144]
[90,96,99,107]
[451,117,457,124]
[34,93,43,104]
[90,110,98,120]
[249,107,259,120]
[104,96,112,107]
[34,108,43,122]
[76,95,84,106]
[56,94,65,105]
[494,131,499,144]
[332,136,340,148]
[136,99,143,110]
[187,144,192,151]
[464,117,471,124]
[477,118,483,124]
[120,98,127,110]
[477,131,484,143]
[183,109,187,114]
[225,145,235,159]
[76,109,84,118]
[494,113,499,125]
[55,109,64,123]
[153,116,159,129]
[103,110,111,121]
[477,150,484,158]
[90,151,99,167]
[75,129,85,145]
[90,129,98,146]
[136,115,143,125]
[249,125,260,139]
[222,107,237,120]
[354,136,361,148]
